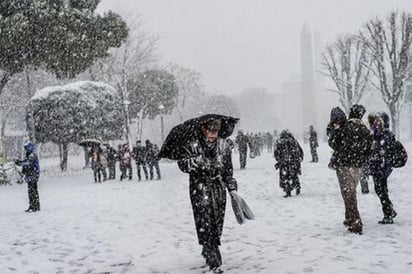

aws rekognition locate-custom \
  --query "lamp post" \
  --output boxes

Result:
[124,99,131,148]
[158,103,165,143]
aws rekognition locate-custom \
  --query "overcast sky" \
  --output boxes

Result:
[99,0,412,95]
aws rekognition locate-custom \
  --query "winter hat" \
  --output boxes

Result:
[330,107,347,125]
[349,104,366,119]
[379,112,390,129]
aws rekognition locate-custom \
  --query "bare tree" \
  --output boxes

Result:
[321,34,372,113]
[360,11,412,137]
[166,64,206,122]
[88,15,159,147]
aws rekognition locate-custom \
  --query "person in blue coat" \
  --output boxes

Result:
[15,141,40,212]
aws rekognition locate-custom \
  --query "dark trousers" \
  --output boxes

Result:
[120,164,132,180]
[108,162,116,180]
[310,147,318,162]
[28,178,40,210]
[239,151,247,169]
[148,161,161,180]
[93,165,107,182]
[373,175,394,217]
[136,161,148,180]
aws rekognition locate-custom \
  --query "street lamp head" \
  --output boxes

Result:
[158,103,165,111]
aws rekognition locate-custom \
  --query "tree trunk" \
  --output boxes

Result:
[409,104,412,138]
[84,147,89,168]
[59,142,68,171]
[26,71,36,142]
[0,72,10,96]
[388,103,400,139]
[0,115,6,162]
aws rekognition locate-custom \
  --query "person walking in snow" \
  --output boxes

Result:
[145,140,161,180]
[177,117,238,272]
[235,130,252,169]
[328,104,371,234]
[106,144,117,180]
[132,140,148,181]
[90,144,106,183]
[14,141,41,212]
[274,130,304,197]
[308,125,319,162]
[367,112,397,224]
[119,144,132,181]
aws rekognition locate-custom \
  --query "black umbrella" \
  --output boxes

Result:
[78,138,102,147]
[158,113,239,160]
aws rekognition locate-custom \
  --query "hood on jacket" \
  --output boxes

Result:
[349,104,366,119]
[368,112,384,133]
[24,141,36,154]
[330,106,347,126]
[379,111,390,129]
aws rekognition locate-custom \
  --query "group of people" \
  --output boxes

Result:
[328,104,400,234]
[269,104,401,235]
[12,106,405,273]
[88,139,161,183]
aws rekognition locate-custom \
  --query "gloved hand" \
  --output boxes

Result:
[187,155,210,172]
[14,159,21,165]
[274,162,279,170]
[209,160,222,177]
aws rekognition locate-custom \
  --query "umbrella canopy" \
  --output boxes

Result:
[230,191,255,225]
[158,113,239,160]
[78,138,102,147]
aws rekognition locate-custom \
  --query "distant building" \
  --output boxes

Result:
[300,24,318,132]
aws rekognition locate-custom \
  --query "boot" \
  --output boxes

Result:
[296,188,300,196]
[347,219,363,234]
[378,216,394,224]
[202,245,221,270]
[283,191,291,198]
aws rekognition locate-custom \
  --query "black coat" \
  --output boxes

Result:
[132,145,147,163]
[274,134,304,175]
[328,118,372,168]
[235,134,250,153]
[366,112,396,179]
[178,136,237,246]
[309,130,318,149]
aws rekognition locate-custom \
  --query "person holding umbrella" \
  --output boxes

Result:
[159,114,240,273]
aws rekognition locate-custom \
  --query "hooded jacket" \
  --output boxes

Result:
[368,112,395,177]
[19,141,40,182]
[328,116,372,168]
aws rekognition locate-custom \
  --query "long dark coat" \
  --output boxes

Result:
[309,129,318,150]
[178,135,237,247]
[274,132,304,177]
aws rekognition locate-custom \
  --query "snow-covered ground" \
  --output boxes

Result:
[1,142,412,274]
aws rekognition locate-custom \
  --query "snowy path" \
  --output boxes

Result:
[1,143,412,273]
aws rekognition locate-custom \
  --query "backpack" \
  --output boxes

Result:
[392,140,408,168]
